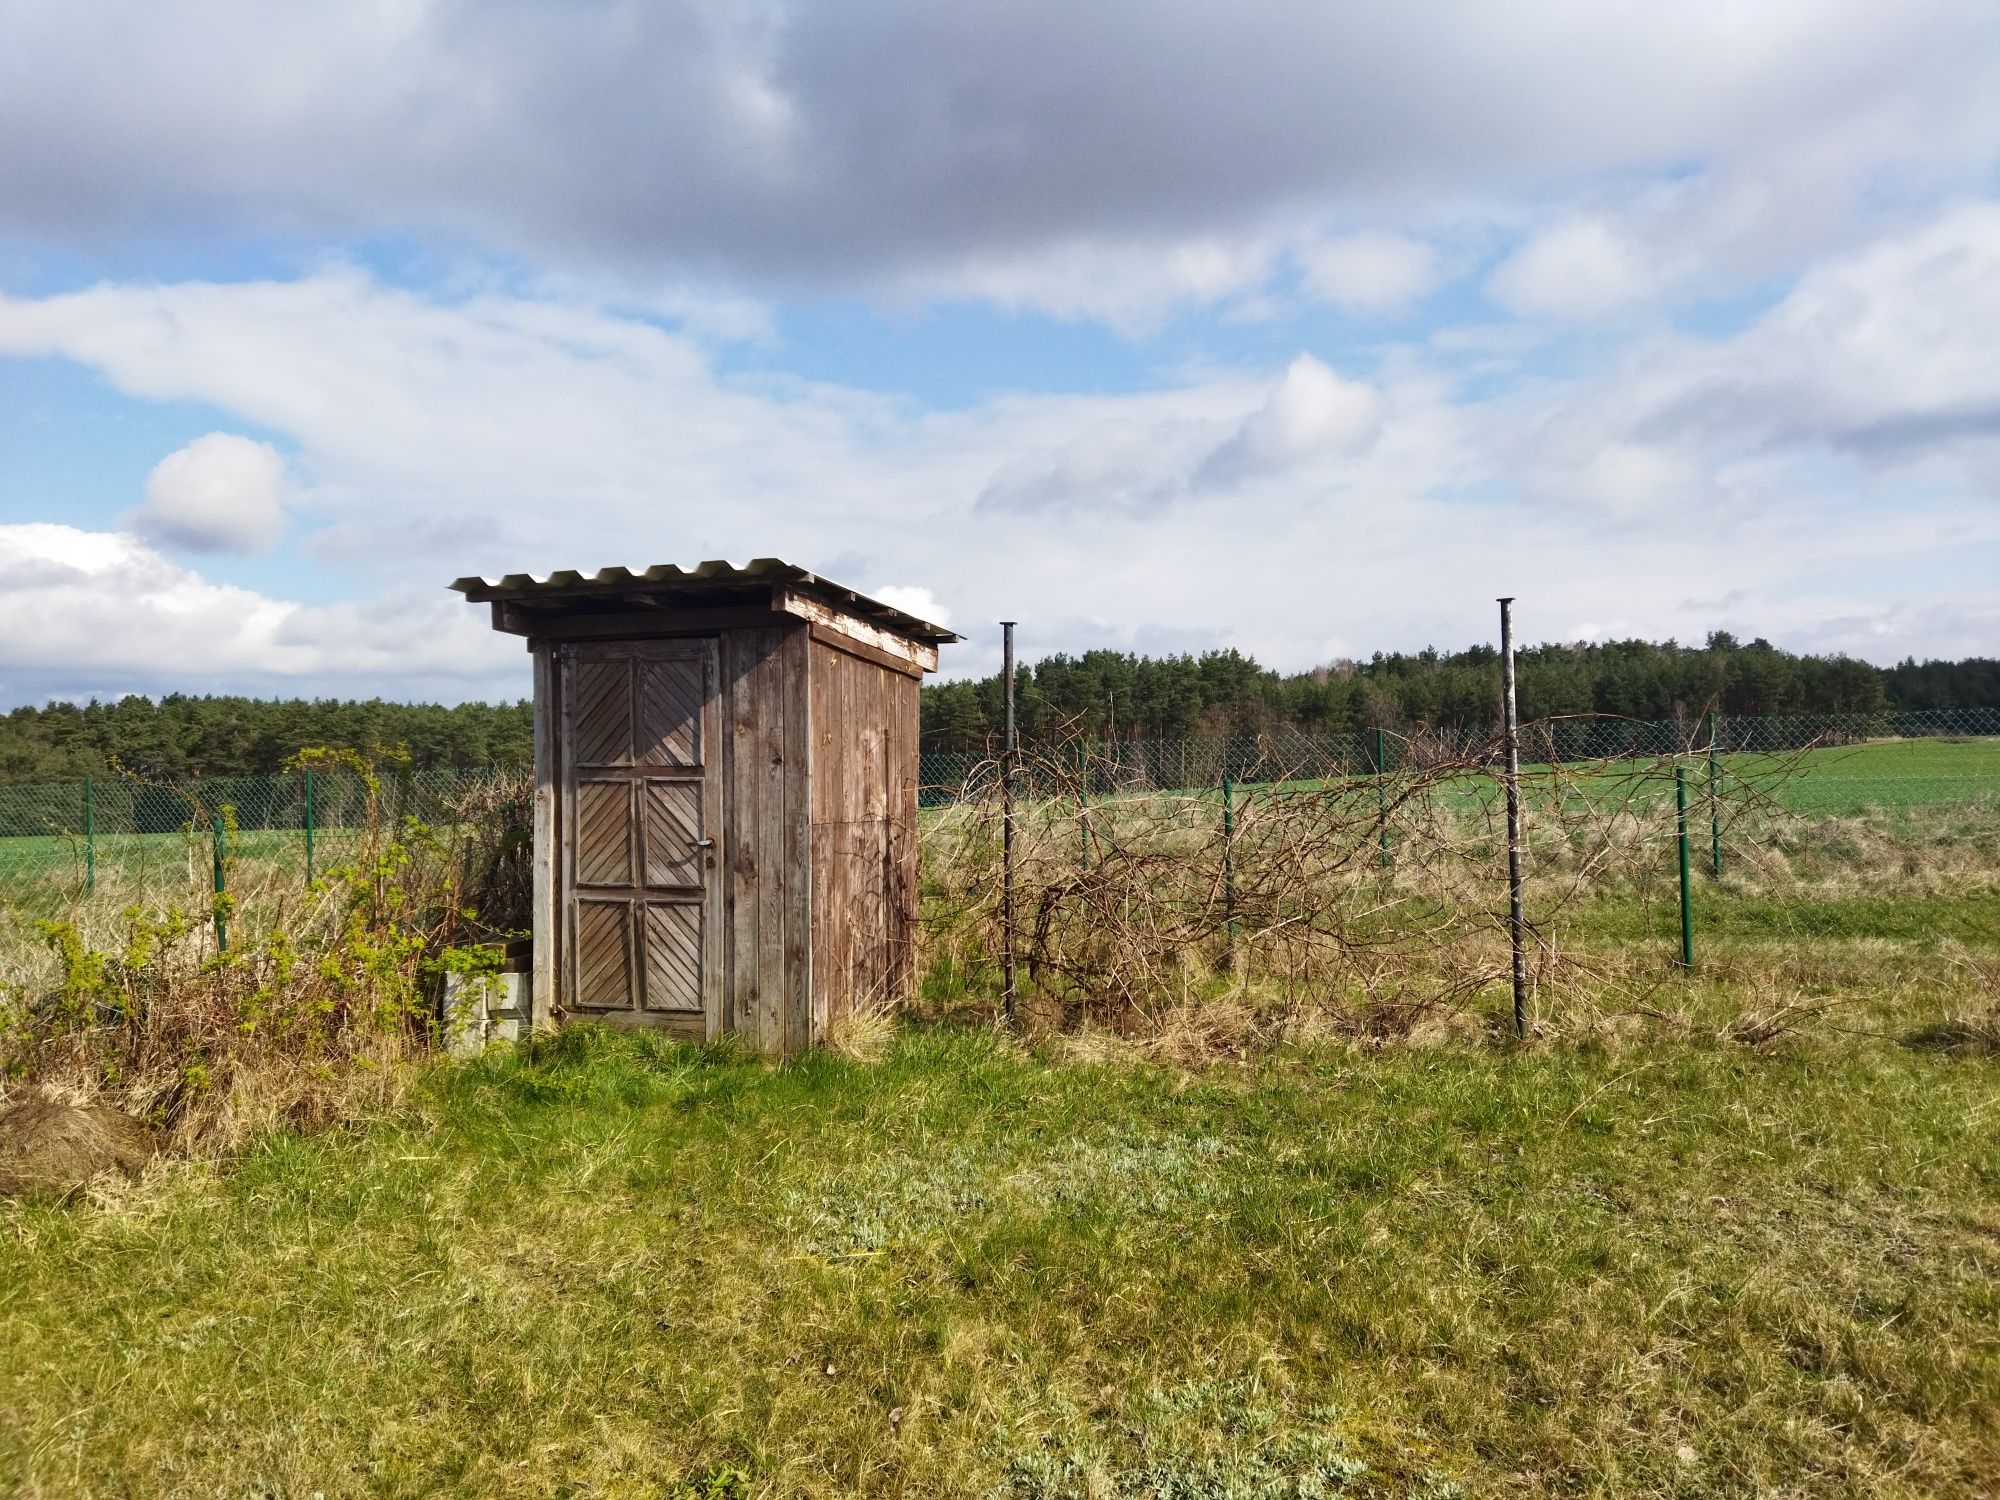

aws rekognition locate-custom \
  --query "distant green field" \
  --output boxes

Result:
[1738,737,2000,814]
[1203,736,2000,820]
[0,825,377,909]
[1,738,1994,904]
[1515,736,2000,819]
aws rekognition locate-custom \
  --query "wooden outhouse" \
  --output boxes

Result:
[451,560,958,1055]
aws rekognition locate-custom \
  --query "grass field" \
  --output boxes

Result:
[1725,737,2000,815]
[1343,736,2000,820]
[3,736,1997,1496]
[3,1010,1996,1498]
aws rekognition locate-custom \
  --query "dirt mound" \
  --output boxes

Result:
[0,1090,160,1200]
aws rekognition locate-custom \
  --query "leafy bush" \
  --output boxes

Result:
[0,749,529,1150]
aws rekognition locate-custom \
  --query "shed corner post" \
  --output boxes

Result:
[530,641,559,1031]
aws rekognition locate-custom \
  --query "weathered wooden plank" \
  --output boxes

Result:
[571,780,632,886]
[753,628,789,1054]
[724,626,801,1048]
[641,901,705,1013]
[571,657,635,766]
[640,781,704,887]
[811,636,915,1026]
[531,643,558,1029]
[722,629,757,1039]
[868,668,892,1012]
[689,637,727,1040]
[816,641,836,1024]
[886,668,919,1001]
[808,640,836,1030]
[591,1007,707,1041]
[808,648,921,1019]
[836,646,855,1017]
[777,589,939,672]
[574,900,634,1010]
[783,627,815,1054]
[638,655,704,766]
[858,655,880,1008]
[513,605,790,641]
[806,620,926,680]
[558,645,580,1020]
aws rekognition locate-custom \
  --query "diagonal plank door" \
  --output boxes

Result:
[560,638,722,1037]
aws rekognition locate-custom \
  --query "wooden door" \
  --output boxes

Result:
[559,638,723,1035]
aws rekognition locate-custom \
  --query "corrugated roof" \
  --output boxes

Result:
[449,557,961,643]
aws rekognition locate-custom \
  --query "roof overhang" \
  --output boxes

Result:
[450,558,960,671]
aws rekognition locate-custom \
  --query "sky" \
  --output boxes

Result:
[0,1,1997,707]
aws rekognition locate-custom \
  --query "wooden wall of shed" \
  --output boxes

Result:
[719,625,813,1054]
[529,643,559,1030]
[809,637,920,1028]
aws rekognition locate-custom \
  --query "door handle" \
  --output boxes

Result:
[692,836,716,848]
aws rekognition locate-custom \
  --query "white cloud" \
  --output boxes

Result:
[906,235,1283,335]
[1300,232,1440,315]
[1684,200,2000,450]
[0,268,856,570]
[976,355,1385,512]
[129,432,290,553]
[975,411,1230,515]
[871,585,951,628]
[3,205,2000,705]
[1526,441,1707,517]
[0,3,1993,326]
[0,523,509,702]
[1198,356,1383,486]
[1496,200,2000,477]
[1487,217,1654,319]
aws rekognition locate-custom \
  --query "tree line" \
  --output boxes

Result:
[0,695,533,785]
[0,637,1992,783]
[917,635,2000,750]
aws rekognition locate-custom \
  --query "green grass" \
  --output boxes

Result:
[0,831,348,930]
[4,741,1997,1494]
[1735,737,2000,816]
[1035,735,2000,818]
[1765,736,2000,780]
[1486,737,2000,819]
[1572,890,2000,945]
[4,1020,1997,1497]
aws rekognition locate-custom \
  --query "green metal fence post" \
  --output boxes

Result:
[211,814,228,953]
[1675,765,1694,972]
[304,767,316,886]
[1221,770,1237,963]
[83,775,95,895]
[1706,710,1721,878]
[1375,727,1392,869]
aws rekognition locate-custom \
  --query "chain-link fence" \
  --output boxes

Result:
[0,706,1992,921]
[913,705,2000,1021]
[918,706,2000,809]
[0,766,528,911]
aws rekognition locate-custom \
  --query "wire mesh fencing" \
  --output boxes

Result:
[912,706,2000,1021]
[0,766,529,913]
[917,706,2000,814]
[0,707,1993,1007]
[2,707,1994,902]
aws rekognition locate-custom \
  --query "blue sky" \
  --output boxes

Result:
[0,1,1997,706]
